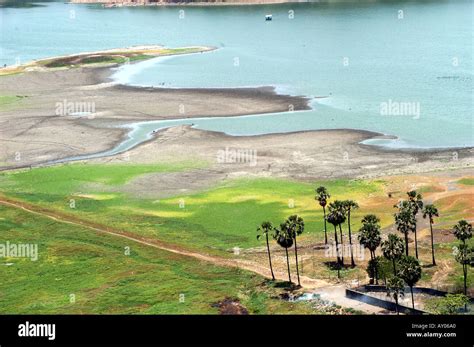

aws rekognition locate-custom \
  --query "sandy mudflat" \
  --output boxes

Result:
[0,48,472,184]
[0,53,309,169]
[85,125,473,198]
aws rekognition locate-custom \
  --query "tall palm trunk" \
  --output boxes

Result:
[347,211,355,267]
[338,224,344,264]
[265,234,275,280]
[285,247,292,283]
[395,297,399,315]
[294,237,301,286]
[463,263,467,295]
[463,264,467,311]
[410,286,415,309]
[429,220,436,266]
[323,205,328,244]
[392,259,397,275]
[333,225,341,264]
[375,264,379,285]
[404,232,409,256]
[414,225,419,259]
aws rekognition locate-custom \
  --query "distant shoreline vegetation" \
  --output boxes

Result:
[0,46,214,76]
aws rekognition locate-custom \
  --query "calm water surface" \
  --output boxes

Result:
[1,0,472,149]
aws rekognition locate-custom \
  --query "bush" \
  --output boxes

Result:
[425,294,469,314]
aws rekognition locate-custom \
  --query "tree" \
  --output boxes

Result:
[315,186,330,244]
[394,201,416,256]
[381,234,405,274]
[281,215,305,287]
[425,294,470,314]
[376,256,393,287]
[343,200,359,267]
[453,219,473,245]
[452,220,473,306]
[361,214,380,225]
[387,276,405,315]
[330,200,347,264]
[366,258,380,285]
[398,256,422,309]
[422,204,439,266]
[257,221,276,281]
[327,202,346,265]
[453,243,473,297]
[274,226,294,284]
[358,214,382,261]
[407,191,423,259]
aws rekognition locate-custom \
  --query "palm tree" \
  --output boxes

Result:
[394,201,415,256]
[315,186,330,244]
[327,202,346,265]
[343,200,359,267]
[398,256,422,309]
[407,191,424,259]
[257,221,276,281]
[274,225,294,284]
[281,215,305,286]
[381,234,405,274]
[453,219,473,245]
[452,220,473,299]
[330,200,347,263]
[358,214,382,261]
[422,204,439,266]
[361,214,380,225]
[387,276,405,315]
[454,243,472,298]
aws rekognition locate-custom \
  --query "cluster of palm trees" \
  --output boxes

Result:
[316,186,472,313]
[315,186,359,268]
[393,190,438,262]
[257,185,472,311]
[257,215,305,287]
[381,235,421,313]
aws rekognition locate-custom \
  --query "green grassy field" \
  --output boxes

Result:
[0,204,318,314]
[0,163,387,255]
[1,163,472,312]
[458,178,474,186]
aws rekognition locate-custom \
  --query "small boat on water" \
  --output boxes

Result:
[265,14,272,21]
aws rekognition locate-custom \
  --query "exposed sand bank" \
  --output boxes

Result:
[0,47,310,169]
[82,125,473,198]
[1,46,471,183]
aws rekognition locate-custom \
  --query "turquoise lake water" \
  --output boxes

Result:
[1,0,473,149]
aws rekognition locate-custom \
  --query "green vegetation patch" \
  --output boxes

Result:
[457,178,474,186]
[1,162,204,195]
[0,95,26,111]
[0,204,316,314]
[0,167,385,255]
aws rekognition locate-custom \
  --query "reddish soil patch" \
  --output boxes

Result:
[212,298,249,315]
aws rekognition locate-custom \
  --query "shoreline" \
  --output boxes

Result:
[0,45,472,174]
[0,45,311,169]
[2,123,472,175]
